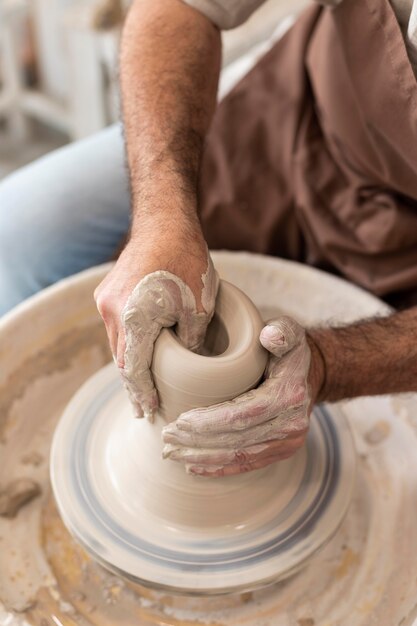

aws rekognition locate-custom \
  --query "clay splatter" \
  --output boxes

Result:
[0,479,41,518]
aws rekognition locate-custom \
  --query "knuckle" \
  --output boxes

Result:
[279,413,309,439]
[95,294,113,320]
[93,276,109,302]
[277,315,303,339]
[294,381,308,405]
[234,449,250,464]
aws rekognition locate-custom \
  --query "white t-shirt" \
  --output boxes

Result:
[183,0,417,69]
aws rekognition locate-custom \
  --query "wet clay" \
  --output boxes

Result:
[121,251,219,419]
[50,278,357,593]
[151,280,268,423]
[1,253,417,626]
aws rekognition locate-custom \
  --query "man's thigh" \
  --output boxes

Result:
[0,124,130,315]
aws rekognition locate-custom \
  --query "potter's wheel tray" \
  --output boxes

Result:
[51,363,356,595]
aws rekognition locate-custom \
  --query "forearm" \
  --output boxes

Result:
[309,306,417,402]
[120,0,221,236]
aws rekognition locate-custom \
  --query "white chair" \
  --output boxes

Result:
[0,0,31,141]
[0,0,306,144]
[0,0,120,141]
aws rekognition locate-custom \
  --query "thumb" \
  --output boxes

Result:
[122,318,161,419]
[260,316,305,358]
[176,311,211,353]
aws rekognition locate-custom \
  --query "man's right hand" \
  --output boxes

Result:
[94,219,219,419]
[104,0,221,418]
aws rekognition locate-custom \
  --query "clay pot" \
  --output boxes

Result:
[152,280,268,422]
[47,255,361,596]
[105,280,273,528]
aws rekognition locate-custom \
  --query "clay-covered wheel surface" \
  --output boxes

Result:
[50,362,356,594]
[2,251,416,626]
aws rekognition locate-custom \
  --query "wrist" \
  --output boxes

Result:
[306,332,327,404]
[129,217,205,256]
[130,156,200,214]
[130,194,201,241]
[123,216,208,275]
[309,326,368,402]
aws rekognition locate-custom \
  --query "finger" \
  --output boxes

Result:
[176,310,211,353]
[163,410,309,449]
[176,257,219,353]
[163,437,305,465]
[202,257,220,312]
[116,328,126,369]
[122,320,161,419]
[175,379,304,434]
[260,317,305,358]
[120,370,158,420]
[186,450,297,478]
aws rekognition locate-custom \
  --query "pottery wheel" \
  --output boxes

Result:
[50,361,355,594]
[3,251,417,626]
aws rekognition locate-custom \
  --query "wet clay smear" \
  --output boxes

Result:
[1,258,417,626]
[0,322,109,442]
[0,479,41,518]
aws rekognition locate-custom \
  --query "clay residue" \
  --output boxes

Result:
[121,254,219,420]
[0,479,41,518]
[21,451,44,467]
[0,322,109,441]
[364,421,391,445]
[0,312,112,619]
[1,257,417,626]
[334,546,360,580]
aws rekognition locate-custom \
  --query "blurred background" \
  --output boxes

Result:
[0,0,307,181]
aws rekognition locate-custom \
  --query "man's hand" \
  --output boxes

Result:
[108,0,221,417]
[94,221,218,419]
[103,0,221,418]
[162,304,417,477]
[162,316,325,476]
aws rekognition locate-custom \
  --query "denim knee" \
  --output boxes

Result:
[0,126,130,316]
[0,167,67,314]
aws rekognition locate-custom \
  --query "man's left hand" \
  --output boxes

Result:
[162,316,325,477]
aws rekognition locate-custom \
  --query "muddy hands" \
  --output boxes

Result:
[163,316,324,476]
[94,229,219,419]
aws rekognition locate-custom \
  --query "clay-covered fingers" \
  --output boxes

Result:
[162,314,313,476]
[176,261,219,352]
[121,318,161,419]
[174,319,310,437]
[175,376,308,435]
[162,410,309,449]
[164,437,306,477]
[260,316,306,358]
[163,435,305,465]
[121,266,218,420]
[186,451,298,477]
[175,309,213,353]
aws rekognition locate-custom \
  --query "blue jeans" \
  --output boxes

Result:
[0,125,131,315]
[0,23,297,316]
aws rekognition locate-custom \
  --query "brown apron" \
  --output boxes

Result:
[198,0,417,307]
